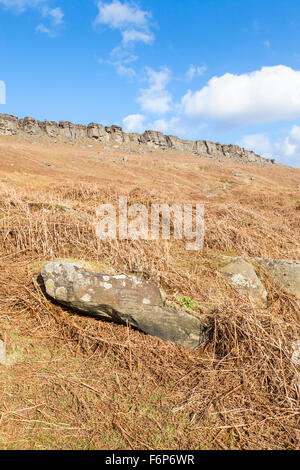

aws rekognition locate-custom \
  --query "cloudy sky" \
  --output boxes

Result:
[0,0,300,167]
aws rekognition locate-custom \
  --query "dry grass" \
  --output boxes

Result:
[0,136,299,450]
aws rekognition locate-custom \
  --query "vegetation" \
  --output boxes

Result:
[0,136,299,450]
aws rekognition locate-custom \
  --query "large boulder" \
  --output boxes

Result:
[40,261,210,349]
[255,258,300,299]
[220,258,268,306]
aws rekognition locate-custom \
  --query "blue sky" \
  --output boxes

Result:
[0,0,300,167]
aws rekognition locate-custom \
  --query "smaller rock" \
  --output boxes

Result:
[291,340,300,366]
[255,258,300,299]
[220,258,267,306]
[0,339,6,365]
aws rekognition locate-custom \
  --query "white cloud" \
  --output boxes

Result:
[46,6,64,25]
[237,133,272,155]
[274,125,300,166]
[148,117,191,136]
[122,29,154,44]
[123,114,146,132]
[185,65,207,81]
[95,2,155,79]
[122,113,201,138]
[36,23,51,35]
[137,67,172,114]
[0,80,6,104]
[0,0,44,12]
[182,65,300,126]
[95,1,150,29]
[99,47,137,80]
[115,63,136,79]
[238,128,300,166]
[0,0,64,34]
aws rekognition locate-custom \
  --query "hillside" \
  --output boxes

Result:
[0,133,299,450]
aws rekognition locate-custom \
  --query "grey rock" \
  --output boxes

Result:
[41,261,209,349]
[255,258,300,299]
[220,258,268,306]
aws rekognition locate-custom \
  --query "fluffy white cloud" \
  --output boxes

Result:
[237,128,300,166]
[99,47,137,80]
[0,0,44,12]
[95,1,150,29]
[122,29,154,44]
[123,114,146,132]
[46,6,64,25]
[274,125,300,165]
[147,117,193,136]
[237,133,272,155]
[95,2,155,79]
[122,113,201,138]
[0,0,64,35]
[36,6,64,35]
[137,67,172,114]
[185,65,207,81]
[182,65,300,126]
[36,23,51,35]
[0,80,6,104]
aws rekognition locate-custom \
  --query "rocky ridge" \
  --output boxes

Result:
[0,113,275,165]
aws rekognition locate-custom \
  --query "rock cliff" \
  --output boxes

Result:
[0,113,275,165]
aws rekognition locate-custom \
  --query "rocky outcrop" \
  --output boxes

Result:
[41,261,210,349]
[0,112,275,165]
